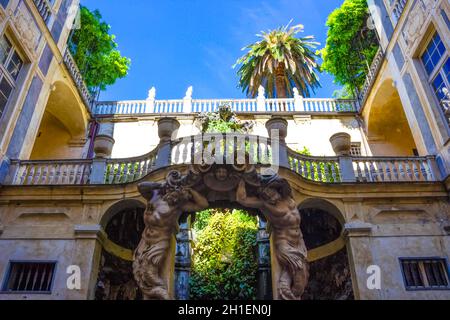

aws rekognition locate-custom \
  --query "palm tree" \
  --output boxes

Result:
[234,23,321,99]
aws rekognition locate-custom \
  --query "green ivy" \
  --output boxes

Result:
[190,209,258,300]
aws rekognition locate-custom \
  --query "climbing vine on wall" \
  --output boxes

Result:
[189,209,258,300]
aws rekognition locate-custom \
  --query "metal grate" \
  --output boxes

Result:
[350,143,362,156]
[2,262,56,293]
[401,258,450,290]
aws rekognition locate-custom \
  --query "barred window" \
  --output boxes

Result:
[2,262,57,293]
[350,143,362,156]
[400,258,450,290]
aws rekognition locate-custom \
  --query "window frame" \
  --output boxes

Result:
[1,260,58,295]
[0,32,25,122]
[420,31,450,104]
[399,257,450,291]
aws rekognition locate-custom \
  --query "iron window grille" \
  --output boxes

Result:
[400,258,450,290]
[2,261,57,293]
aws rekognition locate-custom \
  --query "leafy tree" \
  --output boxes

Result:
[234,23,321,98]
[68,6,130,96]
[190,209,258,300]
[321,0,379,95]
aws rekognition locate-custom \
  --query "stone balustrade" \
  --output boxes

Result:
[63,49,94,109]
[8,159,92,185]
[358,47,385,107]
[390,0,408,24]
[288,150,341,183]
[171,134,273,166]
[4,136,442,186]
[93,97,359,116]
[32,0,52,22]
[352,156,438,182]
[103,150,158,184]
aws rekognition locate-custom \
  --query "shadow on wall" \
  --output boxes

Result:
[300,203,354,300]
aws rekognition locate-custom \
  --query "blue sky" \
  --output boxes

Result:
[80,0,344,101]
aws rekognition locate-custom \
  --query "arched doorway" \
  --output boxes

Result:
[95,200,145,300]
[366,80,418,156]
[175,206,272,301]
[299,199,354,300]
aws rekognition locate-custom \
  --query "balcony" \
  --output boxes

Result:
[93,97,358,116]
[3,133,441,186]
[32,0,52,23]
[389,0,408,25]
[358,47,385,108]
[63,48,94,110]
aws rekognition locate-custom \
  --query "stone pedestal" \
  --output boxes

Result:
[156,118,180,168]
[330,132,351,156]
[265,118,289,168]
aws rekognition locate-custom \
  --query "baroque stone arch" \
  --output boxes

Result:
[365,79,418,156]
[95,199,146,300]
[30,80,89,159]
[100,199,146,228]
[298,198,346,226]
[298,198,354,300]
[133,163,309,300]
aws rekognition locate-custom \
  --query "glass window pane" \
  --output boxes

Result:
[421,50,430,65]
[422,32,446,76]
[0,93,7,118]
[0,36,12,65]
[6,51,23,80]
[444,58,450,83]
[0,77,13,98]
[437,41,446,57]
[424,60,434,75]
[431,50,442,69]
[432,74,445,101]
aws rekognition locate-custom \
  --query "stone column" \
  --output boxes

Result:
[90,123,115,184]
[175,213,192,300]
[256,216,272,300]
[155,118,180,169]
[344,221,380,300]
[266,117,289,168]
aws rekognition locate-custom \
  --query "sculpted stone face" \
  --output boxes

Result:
[262,187,281,205]
[214,168,228,181]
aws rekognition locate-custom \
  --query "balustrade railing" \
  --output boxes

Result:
[352,156,436,182]
[93,97,358,116]
[358,47,385,107]
[4,137,441,186]
[390,0,408,24]
[9,159,92,185]
[288,149,341,183]
[63,49,94,109]
[32,0,52,22]
[171,134,273,166]
[104,149,158,184]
